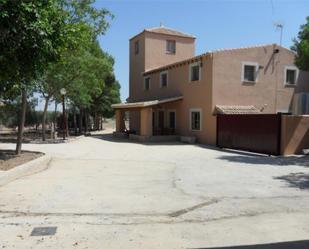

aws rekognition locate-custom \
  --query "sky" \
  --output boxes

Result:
[94,0,309,102]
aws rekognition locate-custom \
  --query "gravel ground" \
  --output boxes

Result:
[0,128,308,248]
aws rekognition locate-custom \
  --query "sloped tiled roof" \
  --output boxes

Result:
[145,26,195,39]
[215,105,261,115]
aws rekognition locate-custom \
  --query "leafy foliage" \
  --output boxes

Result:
[292,16,309,70]
[0,0,70,85]
[0,0,120,143]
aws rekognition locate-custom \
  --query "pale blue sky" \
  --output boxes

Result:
[95,0,309,102]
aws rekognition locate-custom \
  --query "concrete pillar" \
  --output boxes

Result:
[140,107,153,136]
[115,109,125,132]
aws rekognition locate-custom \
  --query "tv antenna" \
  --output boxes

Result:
[273,22,284,46]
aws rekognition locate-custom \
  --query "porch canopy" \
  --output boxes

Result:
[111,96,183,136]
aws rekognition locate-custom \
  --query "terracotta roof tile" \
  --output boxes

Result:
[145,26,195,38]
[215,105,261,114]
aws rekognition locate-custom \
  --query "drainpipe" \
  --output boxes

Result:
[273,44,280,113]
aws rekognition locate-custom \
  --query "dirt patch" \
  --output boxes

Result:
[0,150,43,171]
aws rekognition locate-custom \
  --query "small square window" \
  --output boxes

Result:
[135,40,139,54]
[166,40,176,54]
[190,110,201,131]
[286,69,296,85]
[190,63,200,82]
[144,77,150,91]
[160,72,168,88]
[244,65,256,82]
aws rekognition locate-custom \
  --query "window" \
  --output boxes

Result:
[135,40,139,54]
[284,66,298,86]
[168,111,176,129]
[144,77,150,91]
[189,62,201,82]
[241,62,259,82]
[190,109,202,131]
[166,40,176,54]
[160,71,168,88]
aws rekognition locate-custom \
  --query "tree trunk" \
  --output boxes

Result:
[42,96,50,141]
[73,108,77,135]
[79,108,83,134]
[66,109,69,137]
[94,112,97,130]
[85,109,88,134]
[100,115,103,130]
[15,89,27,155]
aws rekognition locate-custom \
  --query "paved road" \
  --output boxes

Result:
[0,131,309,248]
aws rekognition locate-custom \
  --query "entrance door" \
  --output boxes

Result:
[169,111,176,129]
[158,111,164,130]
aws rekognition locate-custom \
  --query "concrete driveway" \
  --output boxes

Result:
[0,131,309,248]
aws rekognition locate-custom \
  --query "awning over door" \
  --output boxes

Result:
[111,96,183,109]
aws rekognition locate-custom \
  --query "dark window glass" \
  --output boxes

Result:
[135,41,139,54]
[144,77,150,90]
[191,65,200,81]
[152,112,155,127]
[169,112,176,129]
[286,69,296,85]
[244,65,255,81]
[191,111,200,130]
[161,73,167,87]
[166,40,176,53]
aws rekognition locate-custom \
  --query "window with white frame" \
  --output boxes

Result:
[160,71,168,88]
[144,77,150,91]
[284,66,298,85]
[241,62,259,82]
[190,109,201,131]
[189,62,201,82]
[135,40,139,55]
[166,40,176,54]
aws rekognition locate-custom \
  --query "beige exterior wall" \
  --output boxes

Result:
[129,55,214,144]
[140,107,153,136]
[129,32,146,101]
[144,32,195,71]
[129,31,195,102]
[281,115,309,155]
[115,110,125,132]
[128,30,309,146]
[212,45,309,113]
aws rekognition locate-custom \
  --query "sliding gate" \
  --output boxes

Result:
[216,114,281,155]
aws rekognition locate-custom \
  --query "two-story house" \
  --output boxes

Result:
[112,26,309,145]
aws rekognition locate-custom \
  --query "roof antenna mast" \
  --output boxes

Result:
[273,22,284,46]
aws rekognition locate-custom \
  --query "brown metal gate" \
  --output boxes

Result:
[217,114,281,155]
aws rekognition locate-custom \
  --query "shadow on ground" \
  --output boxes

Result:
[91,133,309,167]
[91,133,185,146]
[191,240,309,249]
[274,172,309,190]
[217,154,309,167]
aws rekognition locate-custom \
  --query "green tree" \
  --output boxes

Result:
[0,0,72,154]
[39,0,112,140]
[292,16,309,70]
